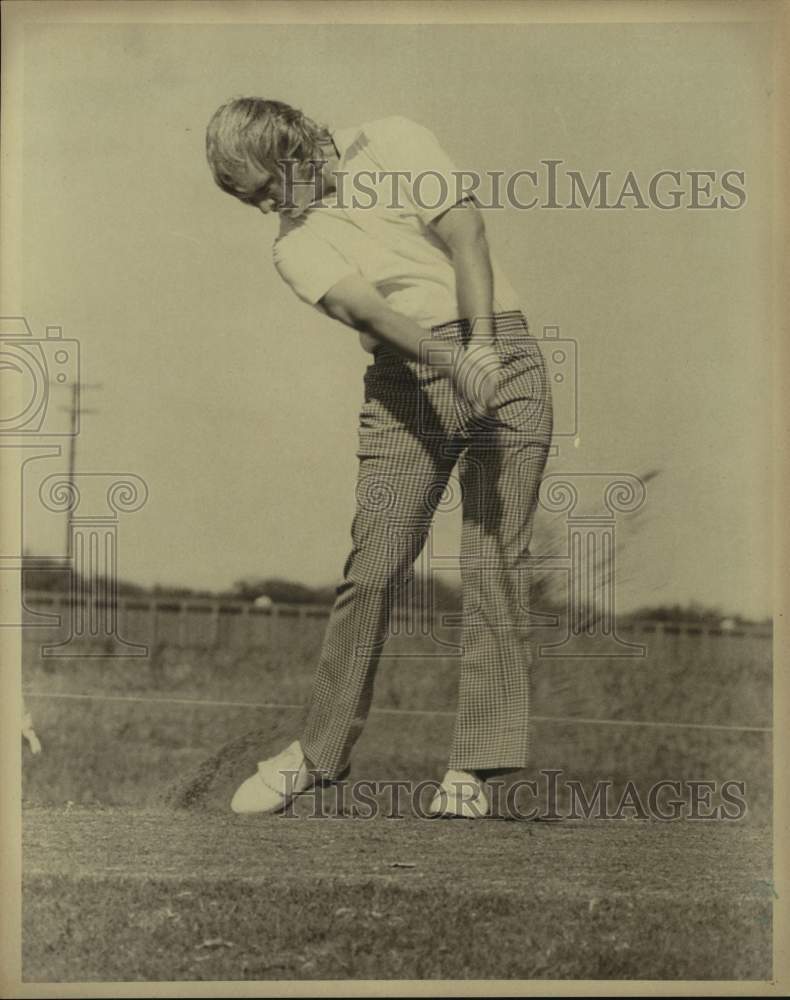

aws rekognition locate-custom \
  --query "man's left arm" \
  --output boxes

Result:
[431,198,496,346]
[373,117,496,343]
[431,198,500,409]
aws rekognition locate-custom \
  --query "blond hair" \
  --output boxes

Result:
[206,97,333,196]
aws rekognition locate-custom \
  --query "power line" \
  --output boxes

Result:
[21,690,772,734]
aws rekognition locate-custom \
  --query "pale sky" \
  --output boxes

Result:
[12,18,774,617]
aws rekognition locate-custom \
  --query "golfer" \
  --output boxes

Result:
[206,99,553,818]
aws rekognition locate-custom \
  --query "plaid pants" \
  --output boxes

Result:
[300,310,553,777]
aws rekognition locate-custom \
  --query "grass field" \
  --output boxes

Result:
[21,622,773,981]
[23,807,772,981]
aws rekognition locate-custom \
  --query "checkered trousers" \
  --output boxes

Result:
[300,310,553,778]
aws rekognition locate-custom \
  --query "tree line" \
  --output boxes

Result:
[20,561,768,625]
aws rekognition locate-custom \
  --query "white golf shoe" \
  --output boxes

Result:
[427,769,491,819]
[231,739,314,815]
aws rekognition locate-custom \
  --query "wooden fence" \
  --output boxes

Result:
[18,590,772,653]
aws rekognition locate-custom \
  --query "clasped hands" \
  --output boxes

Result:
[451,342,502,420]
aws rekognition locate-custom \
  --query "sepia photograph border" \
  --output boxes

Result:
[1,0,787,996]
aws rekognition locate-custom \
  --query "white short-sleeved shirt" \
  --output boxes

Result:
[272,115,522,352]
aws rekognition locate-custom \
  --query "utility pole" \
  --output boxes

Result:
[58,379,101,557]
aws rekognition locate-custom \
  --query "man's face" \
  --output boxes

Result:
[234,158,322,219]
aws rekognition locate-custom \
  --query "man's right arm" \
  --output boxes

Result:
[320,275,500,415]
[320,274,437,363]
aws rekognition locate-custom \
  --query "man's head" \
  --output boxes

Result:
[206,98,335,218]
